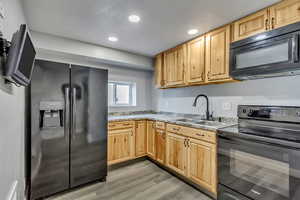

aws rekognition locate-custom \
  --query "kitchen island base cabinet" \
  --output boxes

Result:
[166,133,187,176]
[187,138,217,195]
[108,128,135,165]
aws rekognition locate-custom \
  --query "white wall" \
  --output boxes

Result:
[0,0,27,200]
[31,31,154,71]
[153,75,300,118]
[33,51,153,113]
[108,67,153,113]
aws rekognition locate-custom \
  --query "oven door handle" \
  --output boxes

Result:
[218,131,300,150]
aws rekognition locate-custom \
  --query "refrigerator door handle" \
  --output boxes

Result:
[72,87,77,140]
[64,87,70,143]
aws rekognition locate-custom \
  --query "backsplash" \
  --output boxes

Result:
[152,75,300,118]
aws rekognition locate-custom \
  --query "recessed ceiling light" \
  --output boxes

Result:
[108,36,118,42]
[128,15,140,23]
[188,29,199,35]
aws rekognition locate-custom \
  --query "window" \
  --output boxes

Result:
[108,81,136,106]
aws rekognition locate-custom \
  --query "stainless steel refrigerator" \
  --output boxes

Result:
[28,60,107,200]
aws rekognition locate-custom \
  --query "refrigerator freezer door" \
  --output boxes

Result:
[70,65,108,187]
[30,60,70,200]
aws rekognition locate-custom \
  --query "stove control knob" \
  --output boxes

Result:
[242,109,247,113]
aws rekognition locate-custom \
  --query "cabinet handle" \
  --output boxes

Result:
[184,139,187,147]
[271,17,275,29]
[123,123,130,126]
[114,138,116,144]
[196,133,205,137]
[187,139,190,148]
[207,71,211,80]
[201,72,205,81]
[172,127,181,131]
[265,19,269,31]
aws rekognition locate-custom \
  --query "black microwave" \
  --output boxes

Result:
[230,22,300,80]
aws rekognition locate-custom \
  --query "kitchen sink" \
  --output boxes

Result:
[175,118,226,127]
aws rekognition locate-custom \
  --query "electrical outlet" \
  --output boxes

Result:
[222,102,232,111]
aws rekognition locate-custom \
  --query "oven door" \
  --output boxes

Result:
[218,133,300,200]
[230,32,300,80]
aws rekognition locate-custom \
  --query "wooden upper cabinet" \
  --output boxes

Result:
[135,121,147,157]
[205,25,231,82]
[186,36,206,85]
[270,0,300,29]
[154,53,164,88]
[164,44,186,87]
[166,132,187,176]
[147,121,156,159]
[187,138,217,195]
[233,9,269,42]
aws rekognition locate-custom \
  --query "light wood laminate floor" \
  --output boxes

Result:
[47,160,212,200]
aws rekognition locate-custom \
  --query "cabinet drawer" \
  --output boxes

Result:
[166,123,216,144]
[155,121,165,130]
[186,128,216,144]
[108,121,135,130]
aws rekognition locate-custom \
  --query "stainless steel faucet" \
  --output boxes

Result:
[193,94,211,120]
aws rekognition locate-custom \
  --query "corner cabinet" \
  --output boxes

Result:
[186,35,206,85]
[164,44,186,87]
[135,120,147,157]
[147,121,156,159]
[155,128,166,164]
[205,25,232,82]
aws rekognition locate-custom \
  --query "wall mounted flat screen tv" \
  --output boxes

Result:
[5,24,36,86]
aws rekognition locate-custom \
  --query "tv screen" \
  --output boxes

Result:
[5,24,36,86]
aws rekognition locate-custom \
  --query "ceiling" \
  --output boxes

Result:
[23,0,280,57]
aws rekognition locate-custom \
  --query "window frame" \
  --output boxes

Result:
[108,81,135,107]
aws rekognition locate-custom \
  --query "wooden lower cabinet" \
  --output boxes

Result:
[155,129,166,164]
[165,128,217,195]
[166,132,187,176]
[108,128,135,165]
[187,138,217,194]
[147,121,156,159]
[135,120,147,157]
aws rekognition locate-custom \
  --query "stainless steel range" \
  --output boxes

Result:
[217,105,300,200]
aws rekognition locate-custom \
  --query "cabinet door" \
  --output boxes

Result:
[166,132,187,176]
[108,128,134,165]
[155,129,166,164]
[147,121,156,159]
[155,53,164,88]
[135,120,147,157]
[187,138,217,194]
[233,9,269,42]
[186,36,206,85]
[205,25,231,82]
[164,45,186,87]
[270,0,300,30]
[164,48,177,86]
